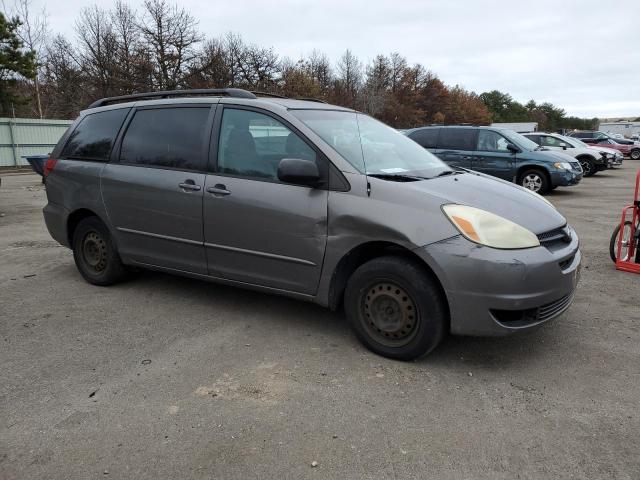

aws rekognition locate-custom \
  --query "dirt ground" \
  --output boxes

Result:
[1,164,639,479]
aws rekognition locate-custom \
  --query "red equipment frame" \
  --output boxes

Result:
[615,169,640,274]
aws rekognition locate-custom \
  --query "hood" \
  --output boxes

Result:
[369,171,566,237]
[534,149,578,163]
[589,145,619,155]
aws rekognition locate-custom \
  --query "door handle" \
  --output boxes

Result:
[462,156,473,160]
[207,184,231,196]
[179,182,201,191]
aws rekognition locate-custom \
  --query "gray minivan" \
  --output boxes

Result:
[404,126,583,194]
[42,89,581,360]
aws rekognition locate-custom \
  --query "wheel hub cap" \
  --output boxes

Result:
[523,174,542,191]
[363,282,417,344]
[83,232,107,272]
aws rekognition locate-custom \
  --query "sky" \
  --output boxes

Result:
[28,0,640,118]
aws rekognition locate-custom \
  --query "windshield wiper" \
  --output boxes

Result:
[434,170,461,178]
[368,173,426,182]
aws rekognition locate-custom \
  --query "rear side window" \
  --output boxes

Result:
[438,128,477,151]
[408,128,439,149]
[119,107,210,170]
[62,108,129,161]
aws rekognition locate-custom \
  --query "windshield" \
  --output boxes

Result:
[500,129,541,151]
[291,110,450,177]
[560,135,588,148]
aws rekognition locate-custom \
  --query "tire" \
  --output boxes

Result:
[609,221,634,263]
[518,169,549,194]
[344,255,447,360]
[630,149,640,160]
[578,157,596,177]
[72,216,127,286]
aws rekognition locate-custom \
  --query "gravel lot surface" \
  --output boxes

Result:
[1,164,639,479]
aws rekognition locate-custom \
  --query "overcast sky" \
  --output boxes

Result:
[30,0,640,118]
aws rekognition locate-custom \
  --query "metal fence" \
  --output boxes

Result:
[0,117,72,167]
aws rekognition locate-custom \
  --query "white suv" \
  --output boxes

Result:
[523,132,616,177]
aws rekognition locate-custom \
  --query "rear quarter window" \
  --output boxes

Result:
[62,108,130,161]
[408,128,439,149]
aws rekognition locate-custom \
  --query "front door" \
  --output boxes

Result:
[101,105,214,274]
[203,106,328,295]
[473,129,516,180]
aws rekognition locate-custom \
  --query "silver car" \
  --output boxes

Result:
[42,89,581,360]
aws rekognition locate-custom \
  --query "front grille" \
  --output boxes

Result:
[491,292,574,326]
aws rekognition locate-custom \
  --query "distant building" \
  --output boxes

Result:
[599,121,640,138]
[490,122,538,133]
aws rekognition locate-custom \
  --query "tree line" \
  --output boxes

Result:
[1,0,597,131]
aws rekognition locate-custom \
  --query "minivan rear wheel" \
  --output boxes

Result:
[518,169,549,194]
[344,256,447,360]
[72,216,127,286]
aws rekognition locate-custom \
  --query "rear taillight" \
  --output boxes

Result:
[43,158,57,178]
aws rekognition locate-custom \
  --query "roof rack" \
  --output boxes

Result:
[296,97,327,104]
[87,88,257,109]
[251,91,286,98]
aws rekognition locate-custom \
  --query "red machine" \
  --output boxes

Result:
[610,170,640,274]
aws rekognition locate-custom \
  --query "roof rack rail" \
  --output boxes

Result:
[251,91,286,98]
[87,88,257,109]
[296,97,327,104]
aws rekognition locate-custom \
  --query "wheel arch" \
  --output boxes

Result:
[516,164,551,186]
[67,208,105,246]
[327,240,448,314]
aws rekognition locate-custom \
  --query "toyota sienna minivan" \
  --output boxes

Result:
[404,125,583,194]
[42,89,581,360]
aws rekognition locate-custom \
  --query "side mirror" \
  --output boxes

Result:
[506,143,520,153]
[559,142,567,150]
[277,158,320,186]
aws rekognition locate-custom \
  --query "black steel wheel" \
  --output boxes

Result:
[344,256,447,360]
[72,216,127,286]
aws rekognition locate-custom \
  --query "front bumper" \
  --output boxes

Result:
[550,169,582,187]
[611,155,623,167]
[415,228,581,336]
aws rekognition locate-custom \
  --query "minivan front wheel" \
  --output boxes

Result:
[72,216,127,286]
[518,169,549,194]
[344,256,447,360]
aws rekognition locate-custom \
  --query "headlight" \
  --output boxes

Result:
[553,162,572,170]
[442,204,540,249]
[606,153,613,159]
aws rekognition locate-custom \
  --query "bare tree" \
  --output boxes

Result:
[42,35,86,118]
[75,6,119,97]
[111,0,152,93]
[139,0,201,90]
[11,0,48,117]
[335,49,362,109]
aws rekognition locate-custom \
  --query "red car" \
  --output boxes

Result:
[582,137,640,159]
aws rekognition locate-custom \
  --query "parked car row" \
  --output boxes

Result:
[523,132,623,177]
[403,126,583,194]
[567,130,640,160]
